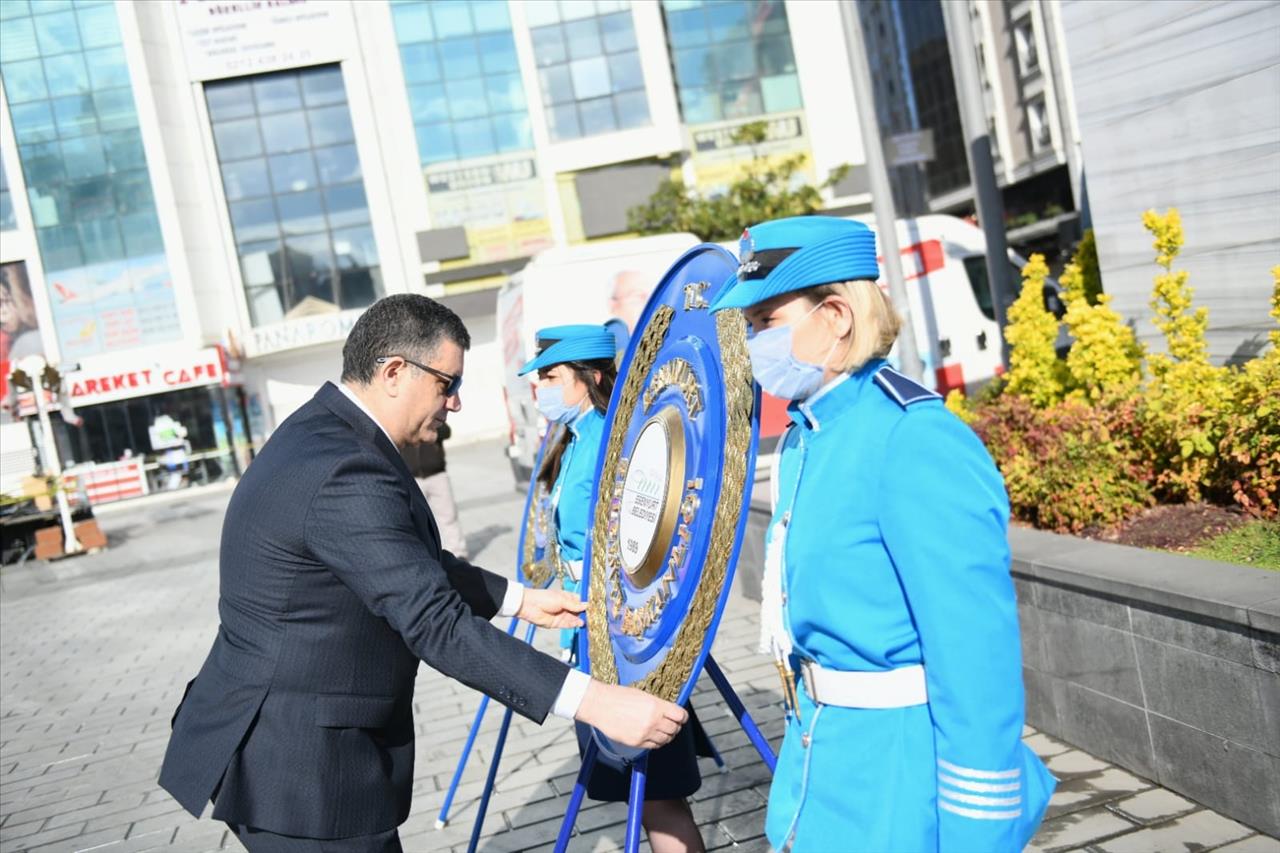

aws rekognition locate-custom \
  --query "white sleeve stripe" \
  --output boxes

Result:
[938,772,1021,793]
[939,788,1022,807]
[937,758,1021,780]
[940,801,1022,821]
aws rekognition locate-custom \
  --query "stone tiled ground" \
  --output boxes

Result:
[2,441,1277,852]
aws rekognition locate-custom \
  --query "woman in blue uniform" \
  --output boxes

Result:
[518,325,709,853]
[710,217,1055,852]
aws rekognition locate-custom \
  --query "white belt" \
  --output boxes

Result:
[563,559,583,583]
[799,661,928,709]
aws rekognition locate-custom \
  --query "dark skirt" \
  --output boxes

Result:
[572,705,713,802]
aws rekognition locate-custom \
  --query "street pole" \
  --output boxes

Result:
[838,0,925,381]
[941,0,1013,367]
[24,358,82,555]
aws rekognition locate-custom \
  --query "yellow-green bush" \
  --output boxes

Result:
[956,209,1278,532]
[1003,253,1066,407]
[970,394,1153,532]
[1140,208,1231,503]
[1060,255,1143,402]
[1216,267,1280,516]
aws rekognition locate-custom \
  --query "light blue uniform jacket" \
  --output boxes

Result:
[550,408,605,653]
[765,359,1055,852]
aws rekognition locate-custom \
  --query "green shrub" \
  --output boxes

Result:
[971,394,1154,533]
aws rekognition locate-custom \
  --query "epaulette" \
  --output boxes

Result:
[873,366,942,408]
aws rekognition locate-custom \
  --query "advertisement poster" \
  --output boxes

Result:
[45,254,183,362]
[425,157,554,268]
[175,0,354,82]
[687,111,815,198]
[0,261,45,424]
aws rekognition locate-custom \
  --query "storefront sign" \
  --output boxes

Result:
[687,111,815,198]
[61,346,227,408]
[245,307,364,357]
[175,0,354,82]
[426,156,554,268]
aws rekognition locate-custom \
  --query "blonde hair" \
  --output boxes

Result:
[805,280,902,373]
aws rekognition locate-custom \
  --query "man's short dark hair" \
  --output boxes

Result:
[341,294,471,385]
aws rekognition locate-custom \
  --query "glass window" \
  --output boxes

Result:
[570,56,609,100]
[484,73,525,113]
[0,17,40,61]
[206,79,255,121]
[445,78,488,120]
[661,0,802,123]
[229,198,278,243]
[391,2,534,164]
[392,4,433,40]
[314,144,360,185]
[0,160,15,231]
[491,112,531,150]
[213,118,264,159]
[260,111,310,153]
[599,12,637,52]
[400,43,440,84]
[93,87,136,132]
[76,213,123,263]
[205,64,380,324]
[332,225,381,310]
[2,0,176,351]
[253,74,302,114]
[431,0,473,38]
[59,134,106,179]
[276,190,326,236]
[436,37,480,78]
[453,116,496,158]
[222,158,271,201]
[322,183,370,228]
[101,128,145,172]
[1,59,49,103]
[472,0,511,32]
[532,4,646,140]
[299,67,346,108]
[33,11,81,56]
[41,51,87,95]
[83,46,129,90]
[75,3,120,49]
[51,94,97,137]
[268,151,317,194]
[477,33,518,74]
[416,123,456,163]
[564,19,602,60]
[10,102,58,144]
[307,105,354,146]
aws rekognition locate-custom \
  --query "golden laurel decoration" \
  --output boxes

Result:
[520,478,555,589]
[587,304,754,702]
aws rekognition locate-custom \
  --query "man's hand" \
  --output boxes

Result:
[517,588,587,629]
[574,680,688,750]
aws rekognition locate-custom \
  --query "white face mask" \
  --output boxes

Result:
[746,302,840,401]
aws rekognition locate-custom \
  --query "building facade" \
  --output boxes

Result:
[0,0,873,495]
[859,0,1083,262]
[1059,0,1280,364]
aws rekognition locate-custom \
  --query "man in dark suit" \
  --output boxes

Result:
[159,295,686,851]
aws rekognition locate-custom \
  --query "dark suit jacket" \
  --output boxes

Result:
[158,383,569,838]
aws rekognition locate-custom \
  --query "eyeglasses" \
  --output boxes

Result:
[376,355,462,397]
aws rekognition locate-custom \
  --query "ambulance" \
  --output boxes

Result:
[496,215,1060,482]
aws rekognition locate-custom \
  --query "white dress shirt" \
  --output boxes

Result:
[337,382,590,719]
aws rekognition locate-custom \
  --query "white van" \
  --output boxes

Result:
[497,215,1056,479]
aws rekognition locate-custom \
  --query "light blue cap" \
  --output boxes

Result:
[518,324,618,375]
[709,216,880,312]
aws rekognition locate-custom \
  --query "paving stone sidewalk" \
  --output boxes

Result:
[2,441,1277,853]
